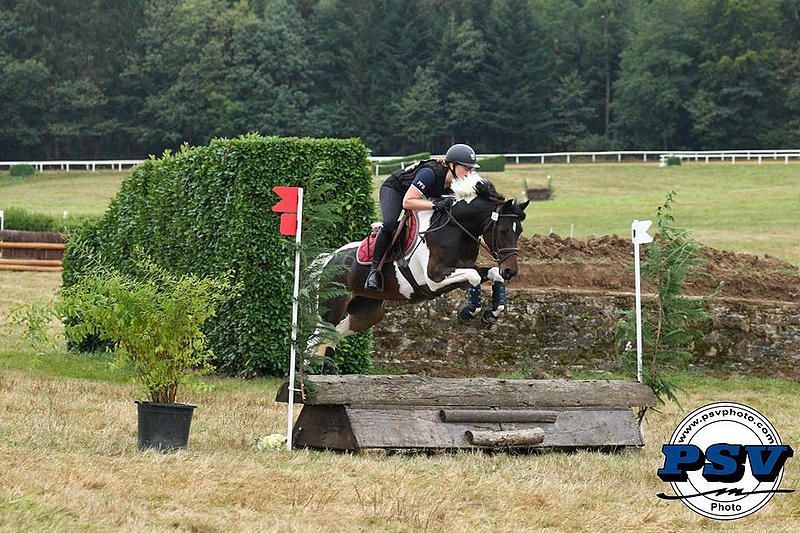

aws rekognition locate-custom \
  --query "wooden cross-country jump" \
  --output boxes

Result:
[276,374,657,451]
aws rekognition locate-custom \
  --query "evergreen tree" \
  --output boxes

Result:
[613,0,700,150]
[548,71,594,150]
[616,191,720,405]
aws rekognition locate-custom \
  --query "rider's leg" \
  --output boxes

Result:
[365,226,391,291]
[365,186,403,292]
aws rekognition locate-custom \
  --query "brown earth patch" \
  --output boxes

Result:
[510,234,800,302]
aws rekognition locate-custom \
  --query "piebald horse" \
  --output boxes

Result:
[317,173,529,354]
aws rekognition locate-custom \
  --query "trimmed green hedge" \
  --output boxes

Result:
[0,206,96,233]
[476,155,505,172]
[9,164,35,177]
[62,135,376,377]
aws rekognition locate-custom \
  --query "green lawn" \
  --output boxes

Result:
[1,162,798,532]
[489,163,800,265]
[3,161,798,265]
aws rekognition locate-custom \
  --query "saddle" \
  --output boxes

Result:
[356,210,419,265]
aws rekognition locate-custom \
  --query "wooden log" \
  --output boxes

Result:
[0,242,65,250]
[276,375,657,408]
[465,428,545,447]
[0,258,62,267]
[439,408,558,423]
[0,262,61,272]
[291,405,647,450]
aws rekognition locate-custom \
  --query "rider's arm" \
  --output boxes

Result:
[403,168,436,211]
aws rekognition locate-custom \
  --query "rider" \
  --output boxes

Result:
[364,143,480,292]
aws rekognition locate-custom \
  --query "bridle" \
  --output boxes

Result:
[425,204,522,265]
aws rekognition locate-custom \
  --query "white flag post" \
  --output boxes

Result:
[631,219,653,383]
[272,186,304,450]
[286,188,303,450]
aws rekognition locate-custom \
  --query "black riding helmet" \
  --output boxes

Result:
[445,143,480,168]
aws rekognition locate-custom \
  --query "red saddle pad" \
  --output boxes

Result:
[356,211,418,264]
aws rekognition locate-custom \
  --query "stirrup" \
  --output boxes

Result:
[364,269,384,291]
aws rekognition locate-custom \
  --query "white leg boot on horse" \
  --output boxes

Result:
[364,227,391,292]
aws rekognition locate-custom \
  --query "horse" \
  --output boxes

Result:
[316,172,529,358]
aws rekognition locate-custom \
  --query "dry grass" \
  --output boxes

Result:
[1,272,799,532]
[1,367,799,532]
[2,163,799,531]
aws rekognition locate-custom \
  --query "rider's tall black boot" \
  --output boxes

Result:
[364,227,391,291]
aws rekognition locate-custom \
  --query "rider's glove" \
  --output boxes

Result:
[432,196,454,212]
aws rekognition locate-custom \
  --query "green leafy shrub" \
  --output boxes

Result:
[615,191,719,405]
[1,207,55,232]
[62,135,376,377]
[0,206,95,232]
[9,164,35,177]
[57,251,234,403]
[476,155,505,172]
[667,156,682,166]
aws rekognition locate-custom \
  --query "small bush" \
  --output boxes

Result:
[9,164,36,178]
[1,207,57,232]
[476,155,505,172]
[667,156,682,166]
[1,207,97,233]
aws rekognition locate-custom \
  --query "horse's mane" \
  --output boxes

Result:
[450,171,526,220]
[451,172,505,203]
[474,178,505,203]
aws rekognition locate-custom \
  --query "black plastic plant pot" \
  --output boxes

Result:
[135,401,196,451]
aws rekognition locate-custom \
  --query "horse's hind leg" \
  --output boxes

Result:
[343,297,386,334]
[315,294,350,358]
[318,296,385,374]
[317,294,385,347]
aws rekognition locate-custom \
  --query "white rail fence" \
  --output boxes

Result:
[2,150,800,173]
[0,160,143,172]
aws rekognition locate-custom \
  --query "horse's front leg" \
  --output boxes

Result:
[481,279,507,324]
[455,266,506,323]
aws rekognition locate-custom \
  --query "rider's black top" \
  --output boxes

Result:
[382,159,450,199]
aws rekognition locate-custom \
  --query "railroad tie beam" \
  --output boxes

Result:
[275,375,657,452]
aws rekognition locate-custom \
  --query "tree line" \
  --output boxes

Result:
[1,0,799,160]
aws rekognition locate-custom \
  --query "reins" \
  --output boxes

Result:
[420,204,521,265]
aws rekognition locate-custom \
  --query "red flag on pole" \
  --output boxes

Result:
[279,213,297,236]
[271,185,305,449]
[272,186,300,236]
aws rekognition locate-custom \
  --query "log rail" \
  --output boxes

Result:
[0,241,65,272]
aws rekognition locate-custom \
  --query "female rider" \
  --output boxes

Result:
[365,143,480,292]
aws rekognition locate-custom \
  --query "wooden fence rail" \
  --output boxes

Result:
[0,241,65,272]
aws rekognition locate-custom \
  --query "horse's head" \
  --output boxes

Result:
[437,173,529,280]
[481,197,529,281]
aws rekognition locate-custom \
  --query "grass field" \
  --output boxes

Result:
[1,341,799,532]
[476,162,800,265]
[0,171,127,218]
[1,162,799,531]
[2,161,796,265]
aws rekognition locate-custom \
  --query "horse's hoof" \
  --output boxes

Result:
[482,309,499,324]
[458,306,478,322]
[322,358,338,375]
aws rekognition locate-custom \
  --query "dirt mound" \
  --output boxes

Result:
[510,234,800,302]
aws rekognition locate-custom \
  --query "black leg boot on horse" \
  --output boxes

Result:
[364,227,392,292]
